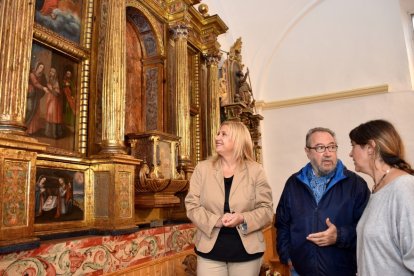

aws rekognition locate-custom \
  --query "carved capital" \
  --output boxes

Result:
[170,25,189,40]
[204,54,220,66]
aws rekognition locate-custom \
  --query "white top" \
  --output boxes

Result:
[357,174,414,276]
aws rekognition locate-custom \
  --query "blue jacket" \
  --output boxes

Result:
[275,161,370,276]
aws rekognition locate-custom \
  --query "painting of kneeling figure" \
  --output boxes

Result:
[35,168,84,223]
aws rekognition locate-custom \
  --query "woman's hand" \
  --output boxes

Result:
[215,217,223,228]
[221,212,244,228]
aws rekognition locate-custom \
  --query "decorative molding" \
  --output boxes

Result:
[33,25,89,60]
[255,100,265,110]
[263,84,389,110]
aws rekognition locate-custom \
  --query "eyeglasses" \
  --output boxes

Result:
[307,145,338,153]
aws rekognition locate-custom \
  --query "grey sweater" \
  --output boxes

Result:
[357,174,414,276]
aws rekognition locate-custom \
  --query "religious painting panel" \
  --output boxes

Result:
[34,166,85,225]
[34,0,83,43]
[27,42,79,153]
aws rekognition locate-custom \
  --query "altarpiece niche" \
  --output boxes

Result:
[219,38,264,163]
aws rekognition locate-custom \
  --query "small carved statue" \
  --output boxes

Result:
[237,68,255,108]
[229,37,243,65]
[218,78,229,106]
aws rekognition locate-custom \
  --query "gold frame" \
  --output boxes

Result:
[30,0,94,156]
[33,158,92,234]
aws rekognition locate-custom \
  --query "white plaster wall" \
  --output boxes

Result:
[201,0,414,208]
[262,0,411,98]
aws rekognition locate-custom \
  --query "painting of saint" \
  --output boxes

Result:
[44,67,65,138]
[35,0,83,43]
[27,43,78,152]
[35,175,47,216]
[63,69,76,127]
[26,62,49,135]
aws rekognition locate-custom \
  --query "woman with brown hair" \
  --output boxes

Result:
[349,119,414,275]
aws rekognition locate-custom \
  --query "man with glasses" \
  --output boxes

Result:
[275,127,370,276]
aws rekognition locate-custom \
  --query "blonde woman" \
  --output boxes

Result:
[185,121,273,276]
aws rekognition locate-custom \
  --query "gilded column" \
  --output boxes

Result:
[0,0,34,134]
[205,55,221,155]
[100,0,126,154]
[91,0,139,235]
[171,25,190,164]
[0,0,46,247]
[91,0,139,232]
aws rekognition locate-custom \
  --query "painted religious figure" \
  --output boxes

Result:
[26,62,50,135]
[27,43,78,151]
[35,168,84,223]
[63,70,76,126]
[35,0,83,43]
[44,67,65,138]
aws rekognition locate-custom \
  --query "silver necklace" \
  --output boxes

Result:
[372,168,391,193]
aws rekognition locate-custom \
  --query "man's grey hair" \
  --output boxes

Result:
[306,127,336,147]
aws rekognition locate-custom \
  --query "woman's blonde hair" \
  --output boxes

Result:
[212,121,255,164]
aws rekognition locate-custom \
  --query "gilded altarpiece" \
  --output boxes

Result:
[0,0,94,247]
[33,159,92,233]
[0,1,280,274]
[120,1,227,225]
[30,0,95,234]
[0,2,227,274]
